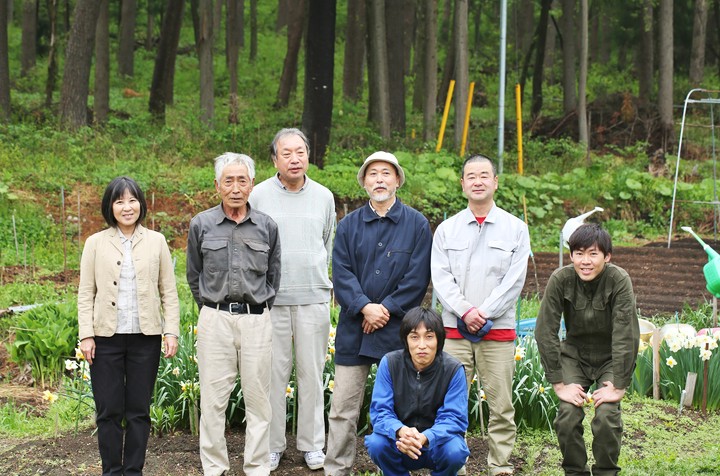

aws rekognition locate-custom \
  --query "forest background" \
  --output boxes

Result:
[1,0,720,475]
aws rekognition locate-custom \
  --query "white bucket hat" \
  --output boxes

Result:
[356,151,406,188]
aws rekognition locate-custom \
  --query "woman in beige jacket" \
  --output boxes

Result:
[78,176,179,476]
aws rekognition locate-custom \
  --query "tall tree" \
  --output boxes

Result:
[516,0,534,61]
[366,0,390,139]
[689,0,709,86]
[578,0,588,148]
[228,0,243,122]
[275,0,306,108]
[0,0,9,122]
[198,0,214,126]
[148,0,184,122]
[118,0,137,76]
[453,0,468,149]
[342,0,365,102]
[94,0,109,124]
[276,0,289,31]
[144,0,154,50]
[421,0,437,142]
[45,0,58,108]
[250,0,257,62]
[21,0,37,76]
[385,0,406,134]
[638,0,653,104]
[59,0,102,130]
[302,0,336,167]
[658,0,674,147]
[530,0,552,119]
[412,2,427,112]
[561,0,577,115]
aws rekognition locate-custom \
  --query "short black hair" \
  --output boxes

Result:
[270,128,310,159]
[461,154,497,178]
[568,223,612,255]
[101,176,148,228]
[400,307,446,354]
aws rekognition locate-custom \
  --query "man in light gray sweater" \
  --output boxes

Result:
[248,128,336,472]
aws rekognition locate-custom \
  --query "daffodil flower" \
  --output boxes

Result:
[666,356,677,368]
[700,349,713,361]
[65,359,79,371]
[286,385,295,399]
[75,348,85,361]
[42,390,58,403]
[172,367,181,377]
[539,385,545,394]
[328,380,335,393]
[479,389,486,400]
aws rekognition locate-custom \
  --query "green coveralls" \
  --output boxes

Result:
[536,263,639,476]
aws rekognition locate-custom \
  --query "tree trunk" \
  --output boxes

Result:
[516,0,534,61]
[249,0,257,62]
[412,2,426,112]
[453,0,468,149]
[342,0,365,102]
[401,0,414,75]
[578,0,588,148]
[437,0,455,111]
[544,2,558,84]
[148,0,184,122]
[228,0,241,122]
[118,0,137,77]
[59,0,102,130]
[638,0,653,104]
[276,0,288,32]
[440,0,452,44]
[275,0,306,108]
[20,0,37,76]
[658,0,674,147]
[44,0,58,108]
[530,0,552,119]
[302,0,336,167]
[198,0,214,127]
[366,0,390,139]
[94,0,109,125]
[689,0,709,86]
[560,0,576,115]
[0,0,10,122]
[144,0,154,50]
[385,0,406,135]
[213,0,222,39]
[190,0,200,46]
[422,0,437,142]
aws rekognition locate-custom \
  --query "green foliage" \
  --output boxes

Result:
[7,302,79,388]
[512,337,558,431]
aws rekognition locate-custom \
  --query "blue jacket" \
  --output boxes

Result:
[370,350,468,449]
[332,200,432,365]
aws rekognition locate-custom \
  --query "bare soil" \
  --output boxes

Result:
[0,428,501,475]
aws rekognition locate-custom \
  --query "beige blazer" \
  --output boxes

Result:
[78,224,180,340]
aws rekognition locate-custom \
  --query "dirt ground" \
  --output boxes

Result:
[523,236,718,317]
[0,429,502,476]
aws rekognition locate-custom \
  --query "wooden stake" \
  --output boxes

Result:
[702,343,709,414]
[652,328,661,400]
[61,187,67,280]
[31,241,35,280]
[23,235,27,277]
[713,296,718,328]
[12,211,19,262]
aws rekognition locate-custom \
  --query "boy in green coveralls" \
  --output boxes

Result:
[535,223,639,476]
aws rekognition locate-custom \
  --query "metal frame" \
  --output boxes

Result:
[667,88,720,247]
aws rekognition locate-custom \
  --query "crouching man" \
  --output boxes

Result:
[365,307,470,476]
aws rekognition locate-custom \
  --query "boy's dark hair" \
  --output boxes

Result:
[101,176,148,228]
[568,223,612,255]
[400,307,446,354]
[461,154,497,177]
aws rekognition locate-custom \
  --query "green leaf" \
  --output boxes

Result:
[619,191,632,200]
[626,178,643,190]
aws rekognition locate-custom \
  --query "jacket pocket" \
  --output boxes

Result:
[243,239,270,274]
[201,239,230,272]
[443,238,469,273]
[487,240,515,273]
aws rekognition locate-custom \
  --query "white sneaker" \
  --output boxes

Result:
[457,464,467,475]
[304,450,325,470]
[269,451,283,471]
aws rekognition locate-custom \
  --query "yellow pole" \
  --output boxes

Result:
[436,80,455,152]
[460,82,475,157]
[515,83,524,175]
